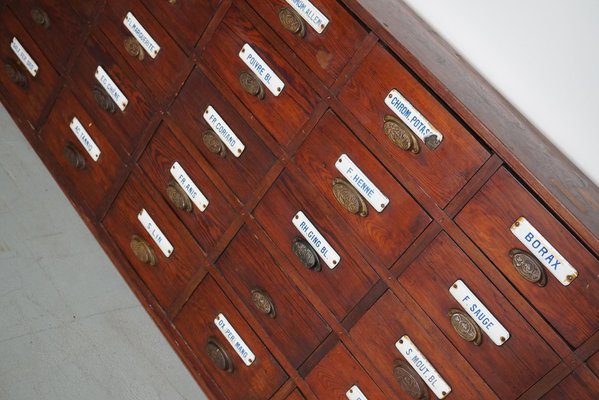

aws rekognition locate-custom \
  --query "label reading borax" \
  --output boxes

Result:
[335,154,389,212]
[170,162,209,212]
[239,43,285,96]
[203,106,245,157]
[214,313,255,366]
[123,12,160,58]
[292,211,340,269]
[10,37,38,77]
[69,117,101,162]
[95,66,128,111]
[137,209,173,257]
[285,0,330,34]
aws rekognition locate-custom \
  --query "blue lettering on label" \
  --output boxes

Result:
[523,231,563,270]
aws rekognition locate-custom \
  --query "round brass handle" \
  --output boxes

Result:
[123,36,144,61]
[251,288,276,319]
[165,180,193,213]
[206,337,234,373]
[332,177,368,217]
[92,86,117,114]
[291,237,321,272]
[202,130,227,158]
[4,61,28,88]
[168,0,177,4]
[278,7,306,38]
[509,248,547,287]
[63,143,86,170]
[393,360,429,400]
[30,7,51,29]
[130,234,157,266]
[383,114,420,154]
[448,308,482,346]
[239,71,265,100]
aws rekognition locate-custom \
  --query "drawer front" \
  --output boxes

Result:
[143,0,222,53]
[68,0,102,20]
[338,44,490,207]
[541,366,599,400]
[98,0,190,104]
[455,168,599,347]
[254,168,379,321]
[0,10,59,128]
[398,232,559,399]
[202,2,320,147]
[350,291,497,399]
[9,0,84,72]
[216,225,330,368]
[247,0,367,86]
[306,343,387,399]
[294,110,431,269]
[139,123,237,255]
[103,168,203,309]
[70,32,156,156]
[168,68,276,204]
[175,275,288,400]
[39,88,125,216]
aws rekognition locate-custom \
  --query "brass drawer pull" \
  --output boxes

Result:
[393,360,429,399]
[166,180,193,213]
[4,61,28,88]
[291,237,321,271]
[30,7,51,29]
[92,86,117,114]
[206,337,234,373]
[448,308,482,345]
[332,178,368,217]
[168,0,177,4]
[239,71,265,100]
[509,248,547,287]
[123,36,144,61]
[63,143,86,170]
[202,130,227,158]
[278,7,306,38]
[130,234,157,266]
[383,114,420,154]
[251,288,276,319]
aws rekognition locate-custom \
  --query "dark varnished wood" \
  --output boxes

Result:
[284,388,306,400]
[68,0,102,21]
[455,167,599,347]
[541,365,599,400]
[588,350,599,378]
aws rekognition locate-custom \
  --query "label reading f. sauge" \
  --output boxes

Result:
[286,0,330,34]
[123,12,160,58]
[292,211,340,269]
[69,117,101,162]
[214,313,255,366]
[239,43,285,96]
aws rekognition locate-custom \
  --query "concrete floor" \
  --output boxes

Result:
[0,104,208,399]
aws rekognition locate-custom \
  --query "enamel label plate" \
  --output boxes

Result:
[10,37,38,77]
[170,162,209,212]
[95,66,128,111]
[123,12,160,59]
[239,43,285,96]
[214,313,255,366]
[203,105,245,157]
[137,209,173,257]
[285,0,330,34]
[335,154,389,212]
[69,117,101,162]
[346,385,368,400]
[292,211,340,269]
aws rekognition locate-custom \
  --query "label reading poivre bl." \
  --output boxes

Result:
[511,217,578,286]
[203,106,245,157]
[69,117,101,162]
[137,209,173,257]
[292,211,340,269]
[346,385,368,400]
[285,0,330,34]
[239,43,285,96]
[449,280,510,346]
[10,37,38,77]
[214,313,255,366]
[123,12,160,59]
[396,335,451,399]
[170,162,209,212]
[95,66,128,111]
[335,154,389,212]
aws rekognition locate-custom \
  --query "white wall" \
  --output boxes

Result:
[402,0,599,185]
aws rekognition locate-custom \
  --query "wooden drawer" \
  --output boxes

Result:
[254,168,379,321]
[541,365,599,400]
[338,43,490,207]
[294,110,431,269]
[174,274,288,400]
[138,123,237,256]
[350,290,497,399]
[68,0,102,20]
[246,0,367,87]
[398,232,559,399]
[306,343,387,399]
[9,0,84,73]
[39,88,126,217]
[103,167,204,310]
[167,68,276,204]
[69,31,157,156]
[455,167,599,347]
[0,9,59,129]
[201,2,320,147]
[215,225,331,368]
[98,0,191,105]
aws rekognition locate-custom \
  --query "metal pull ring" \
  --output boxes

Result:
[239,71,265,100]
[383,114,420,154]
[130,234,157,266]
[509,248,547,287]
[123,36,144,61]
[63,143,86,170]
[166,180,193,213]
[332,178,368,217]
[202,131,227,158]
[251,288,276,319]
[4,61,28,88]
[206,337,234,373]
[278,7,306,38]
[448,308,482,345]
[30,7,51,29]
[291,237,321,272]
[91,86,117,114]
[393,360,429,400]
